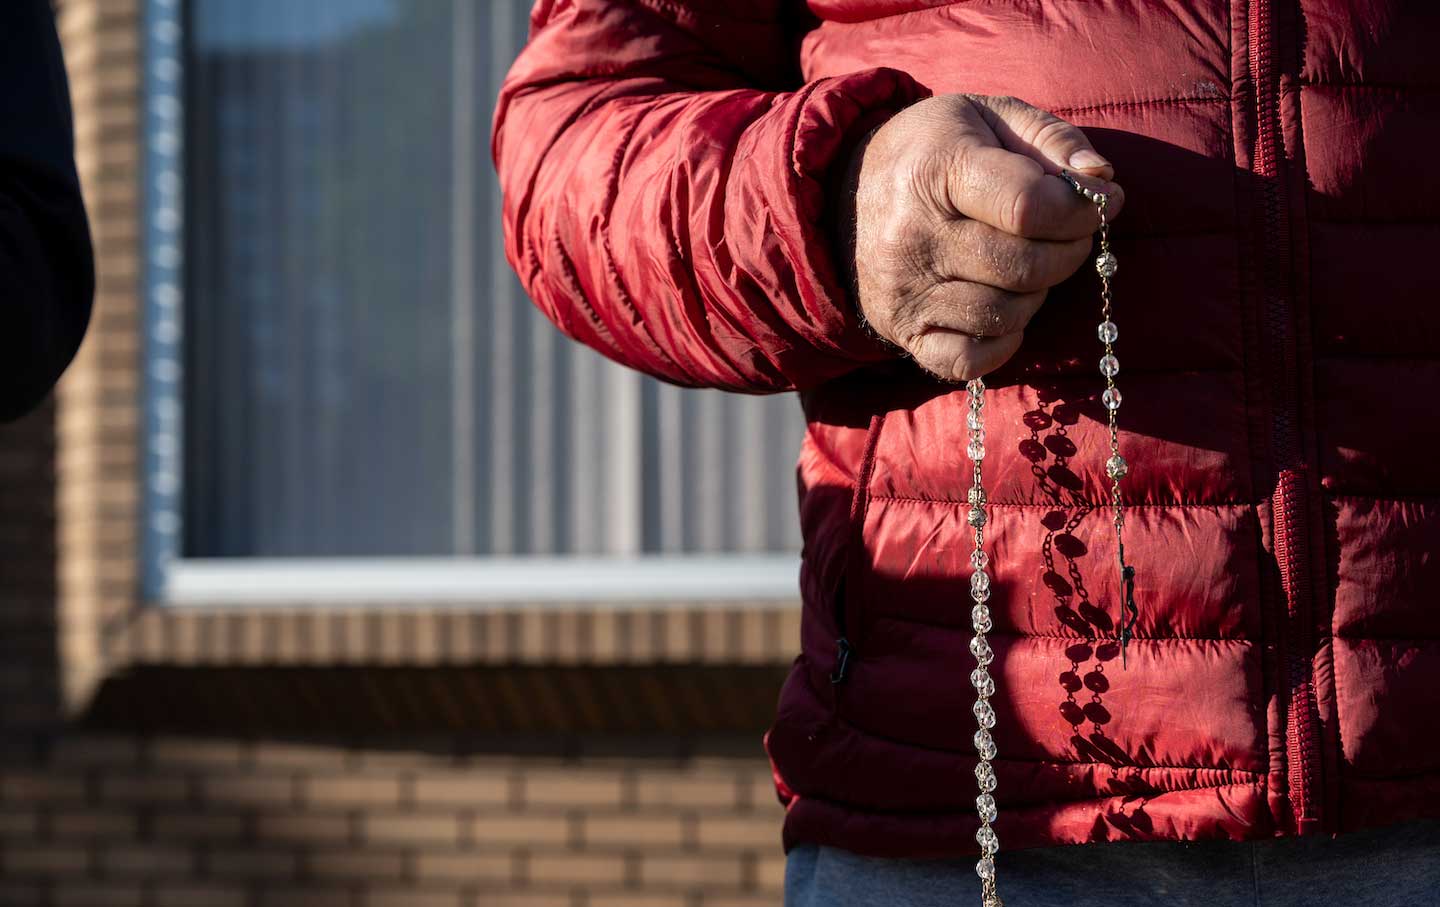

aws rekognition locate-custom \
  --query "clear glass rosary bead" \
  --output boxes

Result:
[976,856,996,881]
[1095,251,1118,277]
[970,667,995,697]
[971,549,989,570]
[1106,454,1128,480]
[967,378,985,396]
[973,699,996,729]
[975,760,997,792]
[976,793,998,824]
[969,635,994,665]
[967,410,984,431]
[1098,320,1119,343]
[971,604,992,633]
[971,569,991,595]
[1099,354,1119,377]
[968,486,986,507]
[976,824,1000,855]
[1102,387,1123,411]
[974,729,997,760]
[967,439,987,461]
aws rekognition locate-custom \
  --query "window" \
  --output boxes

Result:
[141,0,805,604]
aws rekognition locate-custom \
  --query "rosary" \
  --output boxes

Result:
[966,170,1138,907]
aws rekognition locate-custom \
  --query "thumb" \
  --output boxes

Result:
[963,94,1114,180]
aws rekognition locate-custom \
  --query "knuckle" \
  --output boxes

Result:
[866,209,938,286]
[992,237,1045,292]
[966,287,1038,336]
[1032,115,1077,148]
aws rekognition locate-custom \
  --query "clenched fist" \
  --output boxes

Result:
[838,94,1125,381]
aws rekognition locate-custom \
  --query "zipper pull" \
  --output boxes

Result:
[829,637,853,684]
[1119,562,1138,669]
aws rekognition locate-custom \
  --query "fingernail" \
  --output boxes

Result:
[1069,149,1110,170]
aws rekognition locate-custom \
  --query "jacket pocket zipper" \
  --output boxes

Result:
[829,576,854,685]
[830,411,888,695]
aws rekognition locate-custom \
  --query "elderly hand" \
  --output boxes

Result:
[840,94,1125,382]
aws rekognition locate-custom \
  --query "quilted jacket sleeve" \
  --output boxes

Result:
[491,0,927,393]
[0,0,94,422]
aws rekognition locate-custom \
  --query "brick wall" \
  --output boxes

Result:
[0,736,786,907]
[0,4,793,905]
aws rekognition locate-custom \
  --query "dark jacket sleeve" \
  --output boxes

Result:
[491,0,926,393]
[0,0,95,421]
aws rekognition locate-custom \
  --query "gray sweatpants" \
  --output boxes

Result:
[785,819,1440,906]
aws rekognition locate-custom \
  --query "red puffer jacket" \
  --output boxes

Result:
[493,0,1440,857]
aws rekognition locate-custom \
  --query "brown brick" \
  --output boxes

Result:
[205,847,299,879]
[53,884,145,907]
[150,739,247,768]
[153,885,249,907]
[634,774,740,810]
[50,807,139,839]
[412,850,512,884]
[48,735,143,767]
[471,813,572,848]
[0,807,40,836]
[253,886,355,907]
[152,811,247,840]
[587,893,688,907]
[256,812,352,845]
[354,748,460,773]
[754,854,785,893]
[528,852,626,886]
[305,775,402,809]
[99,843,195,876]
[251,742,351,769]
[306,849,404,882]
[471,893,572,907]
[520,771,624,809]
[640,854,746,888]
[1,770,87,803]
[413,772,511,808]
[694,815,781,851]
[363,812,462,846]
[365,888,466,907]
[582,814,686,849]
[201,774,296,807]
[0,882,44,907]
[98,772,190,805]
[4,844,91,876]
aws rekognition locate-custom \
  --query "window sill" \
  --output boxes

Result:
[160,555,802,607]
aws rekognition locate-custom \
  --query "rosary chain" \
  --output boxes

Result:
[967,172,1135,907]
[964,376,1002,907]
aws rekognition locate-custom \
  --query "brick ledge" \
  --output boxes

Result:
[105,603,802,668]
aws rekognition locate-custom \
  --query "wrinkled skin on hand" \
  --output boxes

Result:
[841,94,1126,382]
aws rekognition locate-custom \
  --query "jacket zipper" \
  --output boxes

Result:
[1248,0,1323,835]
